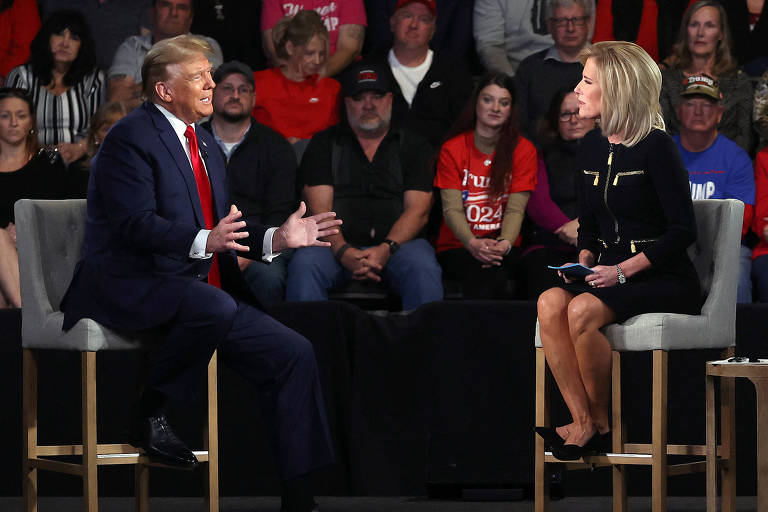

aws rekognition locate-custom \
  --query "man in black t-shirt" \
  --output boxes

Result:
[285,61,443,310]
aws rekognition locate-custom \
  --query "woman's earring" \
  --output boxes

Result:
[29,129,35,135]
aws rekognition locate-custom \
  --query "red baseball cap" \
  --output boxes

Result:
[394,0,437,16]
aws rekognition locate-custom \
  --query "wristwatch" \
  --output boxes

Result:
[616,264,626,284]
[384,239,401,255]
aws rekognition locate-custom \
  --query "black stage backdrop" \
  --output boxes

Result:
[0,302,765,498]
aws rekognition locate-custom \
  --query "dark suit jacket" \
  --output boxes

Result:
[62,102,265,332]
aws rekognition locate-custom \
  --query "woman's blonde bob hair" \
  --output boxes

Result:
[579,41,665,147]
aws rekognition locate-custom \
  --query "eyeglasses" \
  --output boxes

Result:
[217,84,253,96]
[550,16,589,28]
[559,110,580,121]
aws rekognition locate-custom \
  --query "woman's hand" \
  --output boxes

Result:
[763,217,768,243]
[584,265,620,288]
[555,219,579,246]
[56,141,87,163]
[468,238,504,266]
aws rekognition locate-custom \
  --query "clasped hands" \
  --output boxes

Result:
[339,244,390,282]
[206,202,341,254]
[468,238,511,268]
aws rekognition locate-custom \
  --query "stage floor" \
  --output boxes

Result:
[0,496,758,511]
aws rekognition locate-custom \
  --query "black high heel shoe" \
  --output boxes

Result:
[534,427,566,450]
[551,431,611,461]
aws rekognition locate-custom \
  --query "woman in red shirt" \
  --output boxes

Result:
[434,73,537,299]
[252,9,341,144]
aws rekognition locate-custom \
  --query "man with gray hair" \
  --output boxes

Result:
[514,0,594,145]
[62,35,338,512]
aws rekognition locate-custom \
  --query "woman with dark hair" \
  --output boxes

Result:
[659,0,752,151]
[5,9,105,163]
[0,87,66,308]
[519,86,596,299]
[253,9,340,144]
[433,72,537,299]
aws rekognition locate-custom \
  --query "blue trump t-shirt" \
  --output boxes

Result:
[673,133,755,205]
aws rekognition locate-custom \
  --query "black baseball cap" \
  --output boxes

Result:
[212,60,255,87]
[342,62,392,97]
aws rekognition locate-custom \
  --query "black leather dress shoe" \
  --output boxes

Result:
[132,414,198,469]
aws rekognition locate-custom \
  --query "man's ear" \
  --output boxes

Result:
[155,81,173,103]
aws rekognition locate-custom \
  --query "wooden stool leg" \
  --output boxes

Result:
[611,351,627,512]
[22,349,38,512]
[651,350,668,512]
[706,372,717,512]
[82,352,98,512]
[749,377,768,512]
[720,348,736,512]
[534,348,550,512]
[135,464,149,512]
[204,351,219,512]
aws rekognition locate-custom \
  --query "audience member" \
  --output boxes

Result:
[201,61,298,304]
[39,0,152,70]
[515,0,592,147]
[659,0,753,152]
[473,0,553,77]
[6,10,105,164]
[286,61,443,310]
[752,146,768,302]
[434,73,537,299]
[191,0,266,71]
[750,69,768,149]
[261,0,366,78]
[0,0,41,87]
[108,0,223,106]
[719,0,768,75]
[68,100,128,198]
[364,0,478,73]
[592,0,689,62]
[672,74,755,302]
[253,10,341,145]
[0,88,66,308]
[519,87,595,299]
[364,0,472,150]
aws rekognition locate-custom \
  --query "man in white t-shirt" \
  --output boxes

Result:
[365,0,472,149]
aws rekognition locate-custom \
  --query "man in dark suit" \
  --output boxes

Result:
[61,35,338,512]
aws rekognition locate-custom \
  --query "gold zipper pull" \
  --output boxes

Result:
[630,241,636,253]
[607,151,613,167]
[593,175,599,186]
[613,174,619,186]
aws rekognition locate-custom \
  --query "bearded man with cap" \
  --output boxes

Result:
[363,0,472,150]
[672,73,755,303]
[286,61,443,310]
[201,60,299,304]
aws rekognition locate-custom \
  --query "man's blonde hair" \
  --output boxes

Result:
[580,41,665,147]
[141,34,213,100]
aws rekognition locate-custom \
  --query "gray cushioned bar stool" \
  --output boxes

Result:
[16,199,219,512]
[534,198,743,512]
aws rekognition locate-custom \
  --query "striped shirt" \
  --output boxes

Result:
[5,64,105,145]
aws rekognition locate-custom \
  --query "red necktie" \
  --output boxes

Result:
[184,125,221,288]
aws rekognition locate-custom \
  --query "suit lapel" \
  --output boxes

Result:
[146,103,207,227]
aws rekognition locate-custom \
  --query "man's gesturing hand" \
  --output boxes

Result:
[273,201,342,252]
[206,205,250,253]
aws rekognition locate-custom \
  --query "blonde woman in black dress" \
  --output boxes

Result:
[536,41,701,461]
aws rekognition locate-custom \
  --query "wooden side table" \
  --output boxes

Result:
[706,360,768,512]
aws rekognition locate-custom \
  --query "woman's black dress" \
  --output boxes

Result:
[558,128,701,323]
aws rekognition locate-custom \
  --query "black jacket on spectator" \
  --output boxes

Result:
[514,48,582,148]
[201,118,297,226]
[364,51,472,151]
[298,120,434,246]
[723,0,768,75]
